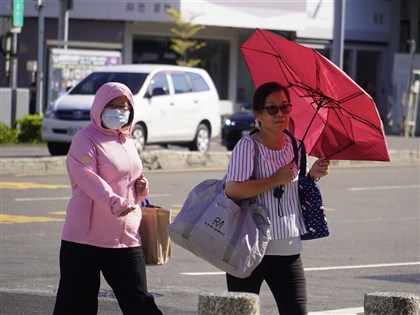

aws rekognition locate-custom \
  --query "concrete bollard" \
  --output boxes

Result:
[364,292,420,315]
[198,292,260,315]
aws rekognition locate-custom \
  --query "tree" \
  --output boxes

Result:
[167,8,206,67]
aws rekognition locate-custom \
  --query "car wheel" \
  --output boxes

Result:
[47,142,70,156]
[189,123,210,152]
[132,123,146,154]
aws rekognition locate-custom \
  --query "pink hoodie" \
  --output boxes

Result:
[62,82,148,248]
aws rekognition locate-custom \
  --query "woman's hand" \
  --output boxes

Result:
[135,175,147,195]
[308,159,330,181]
[225,162,295,200]
[273,162,295,185]
[117,206,136,217]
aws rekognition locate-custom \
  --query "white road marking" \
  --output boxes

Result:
[181,261,420,276]
[349,185,419,191]
[15,197,70,201]
[304,261,419,271]
[148,193,173,197]
[181,272,223,276]
[14,193,172,202]
[309,307,364,314]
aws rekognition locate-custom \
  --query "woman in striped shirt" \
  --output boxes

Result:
[225,82,330,315]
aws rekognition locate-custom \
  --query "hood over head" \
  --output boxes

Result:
[90,82,135,135]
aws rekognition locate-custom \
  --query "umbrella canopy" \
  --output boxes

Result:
[240,28,389,161]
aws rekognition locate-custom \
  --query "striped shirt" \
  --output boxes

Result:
[226,135,307,241]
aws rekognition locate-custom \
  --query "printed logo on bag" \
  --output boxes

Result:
[204,217,225,236]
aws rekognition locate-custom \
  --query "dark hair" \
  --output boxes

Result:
[252,82,290,112]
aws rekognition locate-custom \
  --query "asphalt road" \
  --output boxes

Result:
[0,134,419,159]
[1,166,419,314]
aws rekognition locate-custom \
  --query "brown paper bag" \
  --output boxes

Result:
[139,204,172,265]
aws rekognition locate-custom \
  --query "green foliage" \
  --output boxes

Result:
[15,114,43,144]
[0,114,44,144]
[167,8,206,67]
[0,122,19,144]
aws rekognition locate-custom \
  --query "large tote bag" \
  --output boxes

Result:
[168,139,271,278]
[139,199,172,265]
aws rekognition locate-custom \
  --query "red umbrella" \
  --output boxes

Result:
[240,28,390,161]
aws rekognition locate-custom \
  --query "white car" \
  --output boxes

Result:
[42,64,221,156]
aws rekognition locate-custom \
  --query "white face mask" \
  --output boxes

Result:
[101,108,130,130]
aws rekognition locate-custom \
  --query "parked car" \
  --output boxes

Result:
[42,64,221,156]
[221,103,255,151]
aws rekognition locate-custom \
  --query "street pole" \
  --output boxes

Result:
[9,30,18,127]
[58,0,69,49]
[404,39,416,137]
[36,0,45,115]
[332,0,345,69]
[9,0,24,126]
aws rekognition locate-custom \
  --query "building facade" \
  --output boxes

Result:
[1,0,419,134]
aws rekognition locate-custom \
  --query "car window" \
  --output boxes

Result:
[147,73,169,96]
[70,72,148,95]
[187,72,210,92]
[171,73,193,94]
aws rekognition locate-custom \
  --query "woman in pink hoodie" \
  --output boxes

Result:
[53,82,163,315]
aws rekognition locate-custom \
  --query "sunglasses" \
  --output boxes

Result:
[264,103,292,116]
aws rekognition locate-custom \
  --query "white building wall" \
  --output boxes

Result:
[15,0,331,40]
[297,1,334,39]
[179,1,309,33]
[345,0,392,42]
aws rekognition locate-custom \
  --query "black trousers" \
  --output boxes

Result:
[226,254,307,315]
[53,240,162,315]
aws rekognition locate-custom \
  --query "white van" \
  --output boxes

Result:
[42,64,221,156]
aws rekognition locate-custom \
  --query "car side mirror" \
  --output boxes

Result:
[152,87,166,97]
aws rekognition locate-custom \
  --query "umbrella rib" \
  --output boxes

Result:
[300,108,320,145]
[290,83,333,107]
[241,46,279,58]
[327,98,384,132]
[340,90,364,103]
[290,84,383,132]
[341,109,383,132]
[241,46,301,89]
[252,31,305,86]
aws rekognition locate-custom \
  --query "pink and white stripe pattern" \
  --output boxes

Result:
[226,136,307,239]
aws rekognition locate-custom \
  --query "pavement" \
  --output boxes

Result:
[0,135,419,315]
[0,135,419,175]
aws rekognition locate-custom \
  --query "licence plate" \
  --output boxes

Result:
[67,127,81,136]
